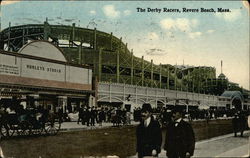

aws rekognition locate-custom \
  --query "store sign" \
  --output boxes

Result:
[21,58,65,82]
[0,63,19,75]
[0,54,20,76]
[0,53,92,85]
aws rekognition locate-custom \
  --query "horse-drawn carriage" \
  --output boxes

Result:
[0,107,61,139]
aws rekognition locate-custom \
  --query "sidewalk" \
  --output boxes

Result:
[193,130,250,158]
[60,121,139,132]
[59,117,232,131]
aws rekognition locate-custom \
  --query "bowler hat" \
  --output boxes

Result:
[141,103,152,113]
[172,107,184,114]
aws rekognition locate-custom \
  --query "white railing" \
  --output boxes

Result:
[97,82,231,108]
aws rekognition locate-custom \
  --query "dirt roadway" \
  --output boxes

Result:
[0,119,234,158]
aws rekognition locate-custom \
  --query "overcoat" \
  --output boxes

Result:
[232,113,247,133]
[136,116,162,158]
[164,119,195,158]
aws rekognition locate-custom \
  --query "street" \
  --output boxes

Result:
[0,121,249,158]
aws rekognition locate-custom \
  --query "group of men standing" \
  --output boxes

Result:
[77,107,105,126]
[136,103,195,158]
[77,106,130,127]
[232,111,248,137]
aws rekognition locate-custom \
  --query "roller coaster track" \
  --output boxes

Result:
[0,22,215,91]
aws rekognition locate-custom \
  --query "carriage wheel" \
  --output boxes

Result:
[45,121,61,135]
[0,125,8,137]
[0,124,15,138]
[8,124,16,137]
[18,121,32,136]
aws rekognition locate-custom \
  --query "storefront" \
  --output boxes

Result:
[0,40,94,112]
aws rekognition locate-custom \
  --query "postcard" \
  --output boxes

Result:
[0,1,249,158]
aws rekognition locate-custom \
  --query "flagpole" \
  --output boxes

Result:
[167,65,170,89]
[175,65,177,90]
[221,60,223,74]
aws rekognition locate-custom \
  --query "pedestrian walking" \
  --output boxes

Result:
[58,107,63,123]
[86,107,91,126]
[136,103,162,158]
[77,106,83,125]
[98,108,105,126]
[94,107,99,124]
[82,107,87,125]
[164,107,195,158]
[232,111,247,137]
[126,111,131,125]
[90,107,96,126]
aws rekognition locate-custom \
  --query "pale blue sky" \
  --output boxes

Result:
[1,1,249,89]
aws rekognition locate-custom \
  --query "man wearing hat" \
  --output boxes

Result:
[164,108,195,158]
[136,103,162,158]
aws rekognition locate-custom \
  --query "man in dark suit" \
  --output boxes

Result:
[77,106,83,125]
[232,111,247,137]
[136,103,162,158]
[164,108,195,158]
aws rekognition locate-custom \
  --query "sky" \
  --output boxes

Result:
[1,0,249,90]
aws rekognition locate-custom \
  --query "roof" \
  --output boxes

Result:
[18,40,67,62]
[221,91,244,100]
[218,73,226,79]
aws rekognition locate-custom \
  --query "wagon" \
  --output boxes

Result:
[0,108,61,139]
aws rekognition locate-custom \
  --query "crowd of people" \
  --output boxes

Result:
[133,106,250,126]
[68,104,250,127]
[70,106,131,127]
